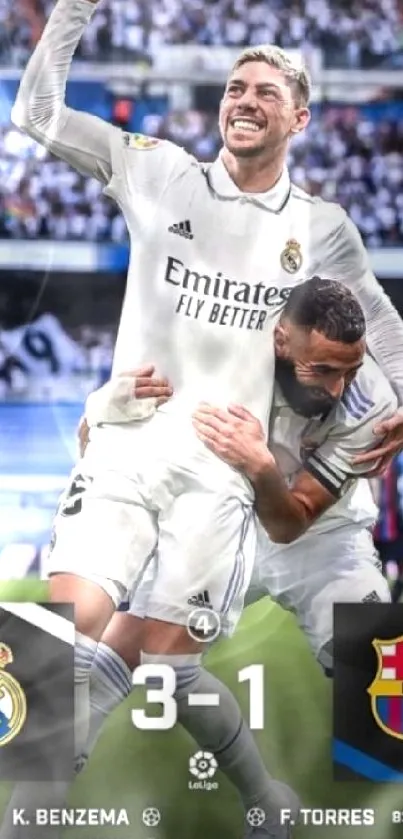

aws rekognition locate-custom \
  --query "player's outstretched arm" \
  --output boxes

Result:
[328,214,403,405]
[191,403,337,542]
[11,0,118,184]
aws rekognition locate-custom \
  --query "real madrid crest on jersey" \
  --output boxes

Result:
[280,239,302,274]
[0,643,26,747]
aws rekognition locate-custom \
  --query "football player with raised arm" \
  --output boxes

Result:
[7,0,403,832]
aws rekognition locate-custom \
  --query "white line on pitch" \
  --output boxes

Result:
[188,693,220,706]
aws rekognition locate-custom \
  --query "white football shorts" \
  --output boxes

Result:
[46,454,256,629]
[246,522,390,670]
[125,520,390,658]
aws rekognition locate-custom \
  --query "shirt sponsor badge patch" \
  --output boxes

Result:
[123,133,160,150]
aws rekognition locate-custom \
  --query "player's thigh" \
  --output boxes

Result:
[298,529,390,669]
[246,522,302,611]
[128,551,208,655]
[146,490,257,642]
[49,574,116,640]
[99,612,145,671]
[47,468,158,596]
[109,557,159,666]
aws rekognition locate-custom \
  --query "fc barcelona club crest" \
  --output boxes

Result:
[368,636,403,740]
[280,239,302,273]
[0,644,26,747]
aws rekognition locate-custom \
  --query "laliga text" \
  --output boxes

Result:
[281,809,376,827]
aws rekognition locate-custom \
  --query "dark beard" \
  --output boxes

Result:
[275,357,337,418]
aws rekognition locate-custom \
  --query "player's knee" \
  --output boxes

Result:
[101,613,143,671]
[141,617,203,655]
[49,573,116,641]
[140,651,202,695]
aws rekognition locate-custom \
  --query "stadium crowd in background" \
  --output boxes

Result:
[1,107,403,245]
[0,314,113,399]
[372,455,403,601]
[1,0,402,67]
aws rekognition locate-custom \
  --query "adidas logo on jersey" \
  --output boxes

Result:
[168,220,194,240]
[188,590,213,609]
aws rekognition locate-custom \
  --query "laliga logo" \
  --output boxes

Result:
[368,635,403,740]
[0,644,27,747]
[188,750,219,791]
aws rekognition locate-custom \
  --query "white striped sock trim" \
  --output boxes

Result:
[140,651,202,667]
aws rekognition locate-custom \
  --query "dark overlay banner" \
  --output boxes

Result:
[333,603,403,782]
[0,603,74,781]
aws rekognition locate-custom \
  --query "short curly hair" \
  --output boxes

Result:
[281,277,366,344]
[231,45,311,107]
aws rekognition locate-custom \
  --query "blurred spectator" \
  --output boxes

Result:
[372,454,403,601]
[0,124,125,242]
[1,0,402,68]
[0,313,114,399]
[1,106,403,246]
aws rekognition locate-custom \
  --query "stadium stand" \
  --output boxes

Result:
[1,0,403,67]
[1,105,403,246]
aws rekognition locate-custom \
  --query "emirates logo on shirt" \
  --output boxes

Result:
[163,255,293,332]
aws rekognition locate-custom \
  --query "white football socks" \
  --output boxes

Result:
[83,644,278,816]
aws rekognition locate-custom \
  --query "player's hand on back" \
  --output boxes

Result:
[353,407,403,476]
[128,365,173,405]
[192,402,272,478]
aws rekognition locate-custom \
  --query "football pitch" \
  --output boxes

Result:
[0,580,401,839]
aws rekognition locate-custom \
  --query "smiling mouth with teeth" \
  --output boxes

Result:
[231,119,262,133]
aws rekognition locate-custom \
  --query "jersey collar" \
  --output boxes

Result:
[206,155,291,212]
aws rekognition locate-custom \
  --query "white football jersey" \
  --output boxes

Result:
[269,354,397,533]
[12,0,403,472]
[105,135,382,433]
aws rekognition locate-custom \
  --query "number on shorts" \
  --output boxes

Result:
[59,473,92,517]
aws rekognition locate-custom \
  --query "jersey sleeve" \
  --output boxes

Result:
[323,210,403,405]
[304,388,398,498]
[104,132,195,213]
[12,0,193,199]
[11,0,118,184]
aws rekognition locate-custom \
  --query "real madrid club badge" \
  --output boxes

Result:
[0,644,26,747]
[123,133,160,150]
[280,239,302,274]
